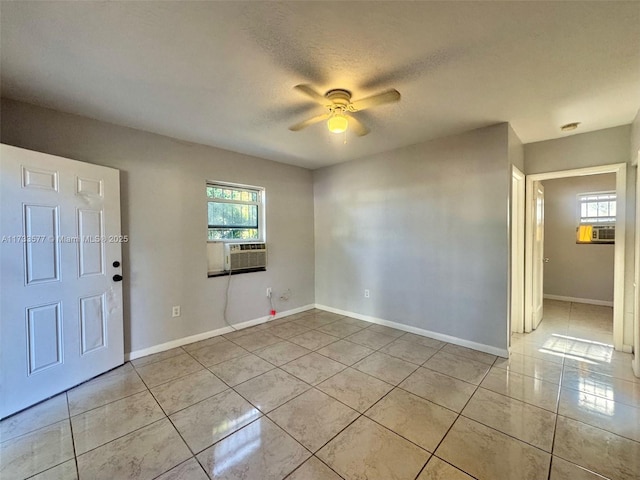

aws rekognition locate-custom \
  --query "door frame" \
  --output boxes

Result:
[633,156,639,376]
[524,163,627,351]
[510,166,525,336]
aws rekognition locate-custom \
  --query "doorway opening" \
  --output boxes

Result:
[520,163,628,352]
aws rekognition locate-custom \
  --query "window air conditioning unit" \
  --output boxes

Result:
[591,225,615,244]
[224,243,267,271]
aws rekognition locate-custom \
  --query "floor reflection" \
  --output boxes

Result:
[538,333,613,364]
[211,419,261,477]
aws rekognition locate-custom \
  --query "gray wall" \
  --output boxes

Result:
[508,125,524,173]
[542,174,615,303]
[524,126,632,174]
[524,125,636,347]
[314,123,511,352]
[1,99,316,354]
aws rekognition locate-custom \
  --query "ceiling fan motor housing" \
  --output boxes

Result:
[326,89,352,106]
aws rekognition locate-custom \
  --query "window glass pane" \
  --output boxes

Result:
[597,202,609,217]
[206,184,263,243]
[208,228,259,240]
[208,202,258,228]
[207,185,259,202]
[578,192,616,224]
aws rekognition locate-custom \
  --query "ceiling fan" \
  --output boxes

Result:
[289,84,401,136]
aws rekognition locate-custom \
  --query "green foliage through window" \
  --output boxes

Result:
[207,183,263,240]
[207,186,259,203]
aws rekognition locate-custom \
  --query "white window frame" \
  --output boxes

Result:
[577,190,617,224]
[206,181,265,242]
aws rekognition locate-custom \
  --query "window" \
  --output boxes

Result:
[576,191,616,244]
[578,191,616,224]
[207,182,264,241]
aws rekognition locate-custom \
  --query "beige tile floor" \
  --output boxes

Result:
[1,301,639,480]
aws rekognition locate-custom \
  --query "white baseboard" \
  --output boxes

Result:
[315,304,509,358]
[230,303,315,330]
[543,294,613,307]
[125,303,315,361]
[633,357,640,378]
[125,325,233,361]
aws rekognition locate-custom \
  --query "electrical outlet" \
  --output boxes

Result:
[172,305,181,317]
[364,289,370,298]
[280,289,291,301]
[266,287,272,298]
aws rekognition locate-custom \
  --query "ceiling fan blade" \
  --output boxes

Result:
[289,112,331,131]
[348,115,370,136]
[294,84,328,106]
[349,89,401,112]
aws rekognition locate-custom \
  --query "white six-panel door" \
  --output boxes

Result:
[1,144,124,418]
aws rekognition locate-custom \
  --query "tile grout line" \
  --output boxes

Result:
[130,346,188,369]
[132,353,246,419]
[547,401,560,480]
[133,349,215,391]
[96,386,169,458]
[65,391,81,479]
[457,409,555,455]
[70,416,168,459]
[168,356,350,479]
[219,324,410,475]
[266,416,346,478]
[148,458,198,480]
[75,361,194,463]
[336,344,482,479]
[147,380,231,419]
[480,369,564,414]
[20,393,79,480]
[146,399,200,479]
[158,379,236,476]
[471,346,562,469]
[249,308,624,476]
[283,454,347,480]
[12,308,630,480]
[419,356,498,480]
[517,301,637,480]
[67,386,149,419]
[416,454,483,480]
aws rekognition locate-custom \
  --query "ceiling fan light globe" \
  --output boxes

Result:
[327,114,348,134]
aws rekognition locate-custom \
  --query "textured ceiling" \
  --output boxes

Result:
[1,1,639,169]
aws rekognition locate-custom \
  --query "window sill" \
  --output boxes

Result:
[576,241,615,245]
[208,267,266,278]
